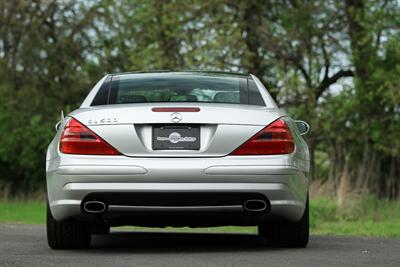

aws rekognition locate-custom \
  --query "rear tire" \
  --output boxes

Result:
[258,196,309,247]
[47,202,91,249]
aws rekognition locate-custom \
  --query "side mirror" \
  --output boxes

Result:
[295,120,310,135]
[55,110,65,132]
[55,121,62,131]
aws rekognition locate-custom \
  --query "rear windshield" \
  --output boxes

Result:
[91,73,265,106]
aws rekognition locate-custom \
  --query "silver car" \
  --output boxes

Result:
[46,71,310,249]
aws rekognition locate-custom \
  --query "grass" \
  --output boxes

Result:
[0,196,399,237]
[0,202,45,225]
[310,195,400,237]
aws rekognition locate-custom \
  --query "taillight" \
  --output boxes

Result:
[231,119,294,155]
[59,118,121,155]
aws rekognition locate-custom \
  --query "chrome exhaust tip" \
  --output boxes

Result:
[243,199,267,212]
[83,201,107,214]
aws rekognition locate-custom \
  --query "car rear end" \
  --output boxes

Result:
[46,72,310,249]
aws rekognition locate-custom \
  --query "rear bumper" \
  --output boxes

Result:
[46,155,309,224]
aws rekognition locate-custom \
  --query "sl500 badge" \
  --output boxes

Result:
[88,118,118,124]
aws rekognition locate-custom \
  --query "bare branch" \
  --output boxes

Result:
[316,69,354,100]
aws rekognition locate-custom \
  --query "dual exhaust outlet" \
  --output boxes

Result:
[242,199,268,212]
[83,201,107,214]
[82,199,268,214]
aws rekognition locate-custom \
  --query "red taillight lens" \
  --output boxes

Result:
[231,119,294,155]
[59,118,121,155]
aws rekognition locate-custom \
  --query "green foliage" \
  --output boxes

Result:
[0,0,399,197]
[0,109,54,192]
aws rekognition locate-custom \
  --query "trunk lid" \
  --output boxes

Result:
[69,103,283,157]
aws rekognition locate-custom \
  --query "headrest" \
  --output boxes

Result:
[213,92,239,103]
[118,95,148,103]
[168,95,198,102]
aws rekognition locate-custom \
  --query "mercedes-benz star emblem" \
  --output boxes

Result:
[170,112,182,123]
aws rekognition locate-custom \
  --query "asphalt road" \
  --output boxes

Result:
[0,224,399,267]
